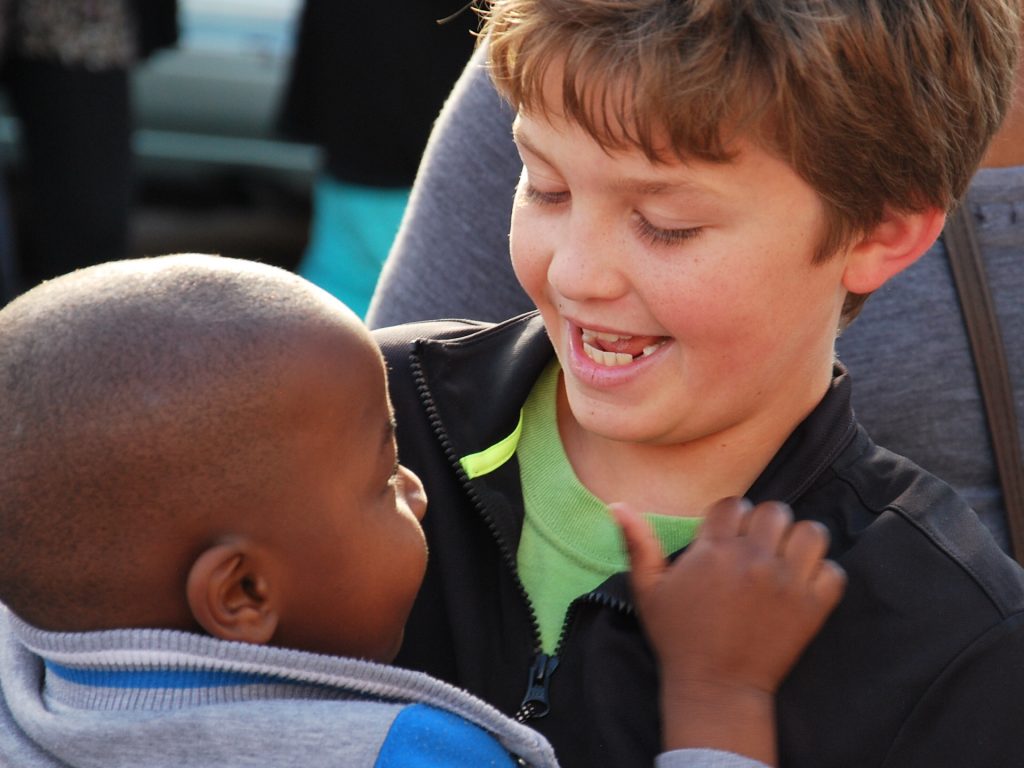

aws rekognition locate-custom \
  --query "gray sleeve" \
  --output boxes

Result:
[655,749,770,768]
[366,44,532,329]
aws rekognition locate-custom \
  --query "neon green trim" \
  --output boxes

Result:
[459,411,525,479]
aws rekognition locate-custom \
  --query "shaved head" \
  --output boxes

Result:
[0,255,371,631]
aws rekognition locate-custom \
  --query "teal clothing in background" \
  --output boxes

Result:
[299,175,409,317]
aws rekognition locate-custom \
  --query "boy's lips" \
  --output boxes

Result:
[564,321,672,382]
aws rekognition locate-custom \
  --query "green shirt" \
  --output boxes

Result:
[516,362,702,653]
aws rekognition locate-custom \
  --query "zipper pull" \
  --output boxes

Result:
[515,652,560,722]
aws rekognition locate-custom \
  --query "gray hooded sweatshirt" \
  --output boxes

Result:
[0,607,764,768]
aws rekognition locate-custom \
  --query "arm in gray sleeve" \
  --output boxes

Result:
[366,44,532,328]
[656,749,770,768]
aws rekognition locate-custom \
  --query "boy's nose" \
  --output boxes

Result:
[547,222,629,303]
[398,464,428,522]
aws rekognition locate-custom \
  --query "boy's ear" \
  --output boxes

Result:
[841,205,946,295]
[186,540,280,645]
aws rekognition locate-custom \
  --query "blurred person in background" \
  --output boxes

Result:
[277,1,477,318]
[0,0,178,303]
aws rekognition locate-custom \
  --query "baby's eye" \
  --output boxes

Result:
[635,215,703,246]
[522,184,569,206]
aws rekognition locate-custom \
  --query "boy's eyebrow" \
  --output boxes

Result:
[513,121,720,199]
[511,123,545,161]
[612,177,718,198]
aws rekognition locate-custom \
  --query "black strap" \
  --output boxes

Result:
[943,201,1024,562]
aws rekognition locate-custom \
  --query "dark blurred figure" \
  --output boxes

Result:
[0,0,178,302]
[277,1,477,317]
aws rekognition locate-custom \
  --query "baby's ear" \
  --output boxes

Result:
[186,540,280,645]
[842,205,946,294]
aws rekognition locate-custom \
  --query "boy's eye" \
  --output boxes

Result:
[522,184,569,206]
[634,215,703,246]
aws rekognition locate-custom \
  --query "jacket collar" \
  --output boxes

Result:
[411,312,552,468]
[412,311,858,510]
[748,365,858,504]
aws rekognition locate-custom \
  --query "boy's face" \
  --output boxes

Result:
[265,326,428,662]
[509,97,851,454]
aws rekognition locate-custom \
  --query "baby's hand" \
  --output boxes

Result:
[612,497,845,691]
[611,498,846,762]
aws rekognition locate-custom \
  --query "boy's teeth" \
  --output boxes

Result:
[583,341,633,366]
[581,338,666,366]
[581,329,628,344]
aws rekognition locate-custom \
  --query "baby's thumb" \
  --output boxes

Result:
[609,503,665,601]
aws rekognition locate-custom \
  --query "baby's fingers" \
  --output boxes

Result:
[780,519,846,612]
[778,520,847,625]
[811,559,847,613]
[609,503,666,601]
[744,501,793,553]
[698,497,751,541]
[780,519,831,582]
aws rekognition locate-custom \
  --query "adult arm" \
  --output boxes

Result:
[366,44,531,328]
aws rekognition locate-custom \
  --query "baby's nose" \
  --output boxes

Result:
[399,464,428,522]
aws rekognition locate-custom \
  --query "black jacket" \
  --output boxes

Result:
[377,313,1024,768]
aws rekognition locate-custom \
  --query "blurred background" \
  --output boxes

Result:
[0,0,478,314]
[126,0,315,270]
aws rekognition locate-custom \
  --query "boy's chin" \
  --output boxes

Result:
[564,390,679,446]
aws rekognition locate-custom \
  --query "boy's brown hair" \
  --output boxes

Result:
[483,0,1020,324]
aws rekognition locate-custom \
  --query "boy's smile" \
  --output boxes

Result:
[578,326,667,366]
[509,83,853,512]
[565,318,670,388]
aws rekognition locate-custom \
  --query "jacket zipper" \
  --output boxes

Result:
[515,652,560,722]
[515,588,637,723]
[411,352,550,712]
[411,348,639,725]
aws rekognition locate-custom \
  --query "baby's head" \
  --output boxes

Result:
[484,0,1019,325]
[0,255,427,662]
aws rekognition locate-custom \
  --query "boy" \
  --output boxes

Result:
[369,36,1024,556]
[0,255,842,766]
[375,1,1024,766]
